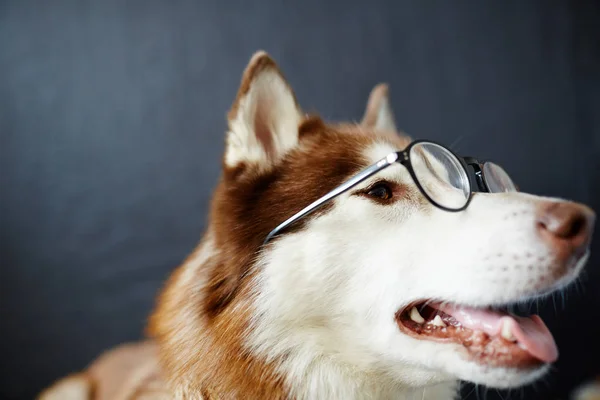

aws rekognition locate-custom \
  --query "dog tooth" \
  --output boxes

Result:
[431,315,447,327]
[410,307,425,324]
[501,320,517,342]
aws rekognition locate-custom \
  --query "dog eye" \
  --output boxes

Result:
[367,183,392,200]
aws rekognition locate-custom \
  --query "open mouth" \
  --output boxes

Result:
[396,301,558,369]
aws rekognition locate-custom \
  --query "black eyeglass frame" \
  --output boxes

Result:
[263,139,506,244]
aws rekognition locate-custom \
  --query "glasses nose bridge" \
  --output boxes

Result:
[460,156,487,193]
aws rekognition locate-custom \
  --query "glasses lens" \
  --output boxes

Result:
[410,142,471,210]
[482,162,516,193]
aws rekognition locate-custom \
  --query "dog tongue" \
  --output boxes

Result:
[438,304,558,363]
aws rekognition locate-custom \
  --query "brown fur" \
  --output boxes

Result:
[147,125,406,398]
[147,53,409,397]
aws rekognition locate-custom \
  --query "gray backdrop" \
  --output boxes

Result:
[1,1,599,399]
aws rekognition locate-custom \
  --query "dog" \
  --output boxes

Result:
[39,51,596,400]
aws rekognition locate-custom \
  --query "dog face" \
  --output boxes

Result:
[208,52,595,395]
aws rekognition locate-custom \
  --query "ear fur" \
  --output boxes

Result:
[225,51,302,169]
[361,83,398,135]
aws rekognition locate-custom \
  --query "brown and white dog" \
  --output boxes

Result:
[39,51,596,400]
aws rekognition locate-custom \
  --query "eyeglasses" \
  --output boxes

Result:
[264,140,516,244]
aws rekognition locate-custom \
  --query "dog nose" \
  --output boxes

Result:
[536,201,596,258]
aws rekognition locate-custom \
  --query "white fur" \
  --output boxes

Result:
[241,140,585,399]
[225,68,301,168]
[374,94,397,133]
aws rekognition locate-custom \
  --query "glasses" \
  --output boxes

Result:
[264,140,516,244]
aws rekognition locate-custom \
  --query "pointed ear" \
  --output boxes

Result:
[361,83,398,134]
[224,51,302,169]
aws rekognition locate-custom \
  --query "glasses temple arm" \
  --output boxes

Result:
[263,153,399,245]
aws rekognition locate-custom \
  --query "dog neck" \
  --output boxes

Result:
[148,232,458,400]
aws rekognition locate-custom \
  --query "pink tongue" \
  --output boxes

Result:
[438,304,558,363]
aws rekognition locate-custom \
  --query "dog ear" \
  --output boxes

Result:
[225,51,302,169]
[361,83,398,134]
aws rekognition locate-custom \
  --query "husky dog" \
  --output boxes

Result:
[39,51,595,400]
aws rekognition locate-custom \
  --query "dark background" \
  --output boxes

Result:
[1,1,599,399]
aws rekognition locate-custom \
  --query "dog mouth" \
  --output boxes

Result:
[395,301,558,369]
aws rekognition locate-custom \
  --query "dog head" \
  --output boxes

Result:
[191,52,596,395]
